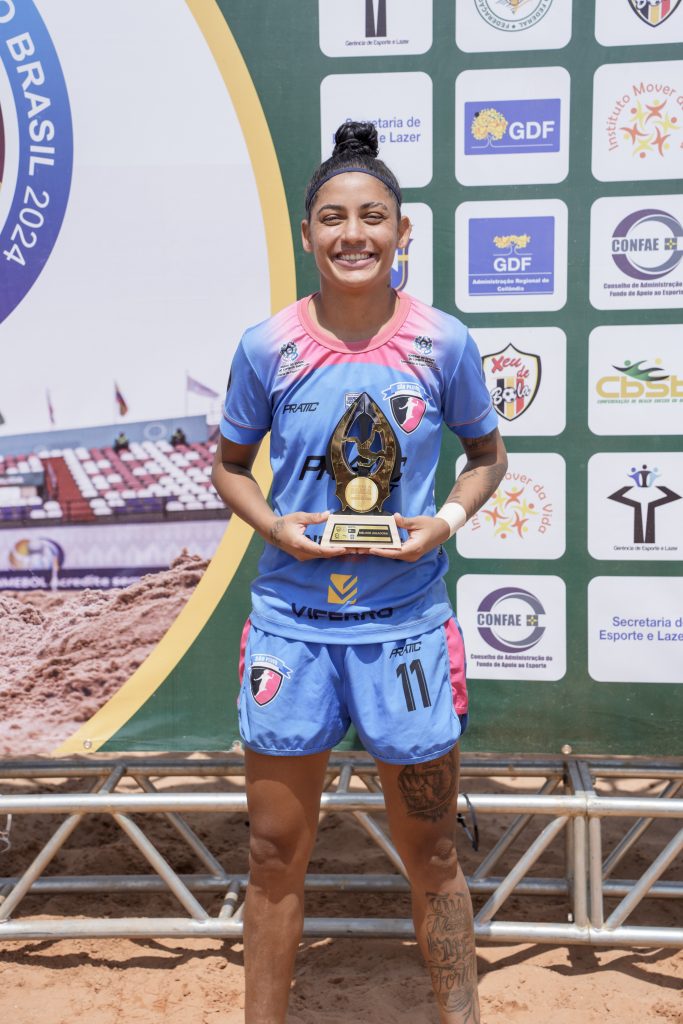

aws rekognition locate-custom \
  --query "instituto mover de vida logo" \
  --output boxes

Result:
[468,469,554,542]
[0,1,72,323]
[604,76,682,161]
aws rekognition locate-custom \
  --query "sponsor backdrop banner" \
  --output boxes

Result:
[1,1,681,756]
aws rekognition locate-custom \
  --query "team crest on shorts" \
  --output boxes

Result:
[382,382,429,433]
[249,655,292,706]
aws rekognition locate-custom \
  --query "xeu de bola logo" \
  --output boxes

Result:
[0,1,73,323]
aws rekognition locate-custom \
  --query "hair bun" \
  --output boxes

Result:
[333,121,379,159]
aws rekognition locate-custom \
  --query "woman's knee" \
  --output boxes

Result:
[248,826,312,889]
[401,832,461,885]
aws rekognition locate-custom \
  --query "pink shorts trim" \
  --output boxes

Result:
[238,617,251,689]
[444,618,468,715]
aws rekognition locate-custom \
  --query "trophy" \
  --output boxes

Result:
[321,392,401,548]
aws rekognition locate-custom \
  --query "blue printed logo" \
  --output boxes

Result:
[468,216,555,296]
[0,2,73,324]
[465,99,561,155]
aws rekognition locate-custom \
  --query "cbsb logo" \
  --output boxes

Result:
[0,2,73,323]
[469,216,555,296]
[596,357,683,401]
[628,0,682,26]
[476,586,546,653]
[611,208,683,280]
[483,343,541,421]
[474,0,554,31]
[465,99,560,154]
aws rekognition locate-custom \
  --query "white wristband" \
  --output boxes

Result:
[435,501,467,539]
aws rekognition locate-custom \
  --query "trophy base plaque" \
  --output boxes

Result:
[321,513,401,549]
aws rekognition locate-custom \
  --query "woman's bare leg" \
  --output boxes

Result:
[376,748,480,1024]
[243,748,330,1024]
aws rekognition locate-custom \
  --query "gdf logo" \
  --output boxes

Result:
[465,99,561,155]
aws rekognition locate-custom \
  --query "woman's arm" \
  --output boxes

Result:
[369,427,508,562]
[211,435,348,561]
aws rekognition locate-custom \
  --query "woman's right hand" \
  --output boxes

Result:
[269,511,353,560]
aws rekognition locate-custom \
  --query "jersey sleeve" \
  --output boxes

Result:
[443,331,498,439]
[220,338,272,444]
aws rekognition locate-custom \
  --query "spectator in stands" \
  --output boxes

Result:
[171,427,188,448]
[113,431,130,453]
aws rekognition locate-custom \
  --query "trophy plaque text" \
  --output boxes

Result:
[321,392,401,548]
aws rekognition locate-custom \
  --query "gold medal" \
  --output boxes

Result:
[345,477,379,513]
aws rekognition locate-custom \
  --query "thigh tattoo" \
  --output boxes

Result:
[397,750,457,822]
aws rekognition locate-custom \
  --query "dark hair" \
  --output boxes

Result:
[304,120,402,216]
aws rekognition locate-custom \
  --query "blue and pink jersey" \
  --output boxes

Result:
[220,291,497,643]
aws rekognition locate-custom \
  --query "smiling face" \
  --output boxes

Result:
[301,172,411,295]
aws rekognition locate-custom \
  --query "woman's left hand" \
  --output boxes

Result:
[368,513,450,562]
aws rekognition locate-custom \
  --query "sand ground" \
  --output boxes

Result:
[0,768,680,1023]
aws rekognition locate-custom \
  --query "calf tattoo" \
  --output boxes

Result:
[397,751,456,822]
[425,891,480,1022]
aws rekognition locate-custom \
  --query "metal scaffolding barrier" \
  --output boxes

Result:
[0,754,680,946]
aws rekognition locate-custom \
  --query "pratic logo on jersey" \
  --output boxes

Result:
[595,357,683,402]
[382,381,428,433]
[476,586,546,653]
[327,573,358,606]
[605,81,681,161]
[482,343,541,421]
[468,470,554,541]
[629,0,682,26]
[465,99,561,155]
[469,217,555,296]
[0,1,73,323]
[608,463,681,544]
[474,0,554,31]
[283,401,319,414]
[389,640,422,658]
[611,208,683,280]
[249,655,292,707]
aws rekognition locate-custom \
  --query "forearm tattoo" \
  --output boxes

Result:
[452,428,506,516]
[269,518,285,547]
[397,751,457,822]
[425,892,480,1022]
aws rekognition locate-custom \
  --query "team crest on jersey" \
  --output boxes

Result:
[382,382,429,433]
[628,0,682,26]
[280,341,298,363]
[249,655,292,707]
[482,343,541,422]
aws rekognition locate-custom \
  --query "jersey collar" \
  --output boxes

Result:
[297,291,412,353]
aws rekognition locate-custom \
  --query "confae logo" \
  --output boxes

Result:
[465,99,561,155]
[0,0,73,323]
[611,208,683,280]
[476,586,546,653]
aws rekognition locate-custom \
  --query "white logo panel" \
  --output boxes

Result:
[456,453,566,560]
[393,203,432,304]
[319,0,433,57]
[588,324,683,436]
[588,452,683,560]
[456,574,566,681]
[592,61,683,182]
[455,199,568,313]
[455,66,570,186]
[589,195,683,310]
[471,327,566,436]
[320,73,432,187]
[588,576,683,683]
[456,0,572,52]
[595,0,683,47]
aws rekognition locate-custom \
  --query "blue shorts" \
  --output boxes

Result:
[238,617,468,765]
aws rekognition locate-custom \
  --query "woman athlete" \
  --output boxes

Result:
[212,121,507,1024]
